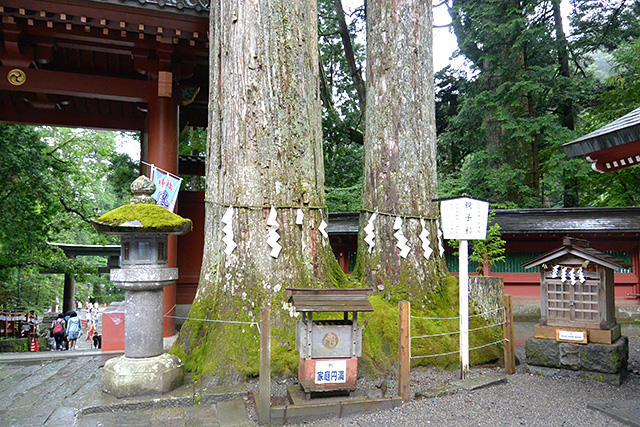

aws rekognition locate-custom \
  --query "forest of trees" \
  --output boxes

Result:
[0,126,138,312]
[322,0,640,211]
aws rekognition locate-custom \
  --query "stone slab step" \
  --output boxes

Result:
[588,400,640,427]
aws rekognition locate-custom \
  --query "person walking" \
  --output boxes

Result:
[66,312,82,351]
[51,314,66,351]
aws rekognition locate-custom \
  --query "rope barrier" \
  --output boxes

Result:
[411,320,505,340]
[410,338,506,360]
[469,339,505,352]
[163,314,260,334]
[468,321,505,333]
[411,307,504,321]
[164,304,177,317]
[411,349,459,360]
[412,330,459,340]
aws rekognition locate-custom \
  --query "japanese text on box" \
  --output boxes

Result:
[440,197,489,240]
[314,360,347,384]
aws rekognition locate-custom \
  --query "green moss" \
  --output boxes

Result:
[611,351,620,368]
[174,271,503,383]
[95,203,191,231]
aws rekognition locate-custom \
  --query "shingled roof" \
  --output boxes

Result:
[562,106,640,158]
[490,207,640,234]
[522,237,629,270]
[327,207,640,236]
[91,0,209,15]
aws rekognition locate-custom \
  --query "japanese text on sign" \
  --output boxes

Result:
[314,360,347,384]
[440,197,489,240]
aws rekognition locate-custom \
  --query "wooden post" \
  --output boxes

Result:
[502,295,516,375]
[259,307,271,425]
[398,301,411,401]
[459,240,469,380]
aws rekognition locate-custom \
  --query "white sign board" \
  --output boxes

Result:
[558,330,586,342]
[440,197,489,240]
[314,360,347,384]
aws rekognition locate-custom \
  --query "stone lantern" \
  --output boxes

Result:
[91,176,192,398]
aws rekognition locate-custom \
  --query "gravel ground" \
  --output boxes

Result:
[246,336,640,426]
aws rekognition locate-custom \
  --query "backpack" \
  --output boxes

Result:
[52,320,64,335]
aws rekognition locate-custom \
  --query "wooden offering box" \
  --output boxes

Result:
[523,237,627,344]
[287,288,373,399]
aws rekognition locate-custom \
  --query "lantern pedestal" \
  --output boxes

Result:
[102,353,185,398]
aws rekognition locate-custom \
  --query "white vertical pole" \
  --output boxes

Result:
[459,239,469,379]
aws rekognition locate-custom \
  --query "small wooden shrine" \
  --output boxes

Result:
[523,237,627,344]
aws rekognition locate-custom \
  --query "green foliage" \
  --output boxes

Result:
[318,0,365,212]
[178,126,206,191]
[448,211,506,275]
[0,124,137,312]
[439,0,640,208]
[468,223,506,274]
[107,151,140,205]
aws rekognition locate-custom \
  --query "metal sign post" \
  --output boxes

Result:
[439,196,489,380]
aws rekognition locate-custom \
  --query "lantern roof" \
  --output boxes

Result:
[91,175,192,235]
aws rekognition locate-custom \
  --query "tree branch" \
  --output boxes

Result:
[58,197,91,223]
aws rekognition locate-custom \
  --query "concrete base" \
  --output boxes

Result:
[265,385,402,425]
[102,353,184,398]
[525,336,628,385]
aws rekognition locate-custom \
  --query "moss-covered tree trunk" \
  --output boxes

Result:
[173,0,345,384]
[355,0,447,299]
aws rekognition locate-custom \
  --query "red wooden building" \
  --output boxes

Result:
[0,0,209,334]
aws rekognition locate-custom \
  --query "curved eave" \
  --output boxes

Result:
[91,219,192,236]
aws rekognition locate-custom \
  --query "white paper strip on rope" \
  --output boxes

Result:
[319,219,329,245]
[550,265,588,284]
[364,213,377,254]
[436,220,445,256]
[393,216,411,258]
[266,206,282,258]
[419,219,433,260]
[221,206,237,255]
[296,209,306,251]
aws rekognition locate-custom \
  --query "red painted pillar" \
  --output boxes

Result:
[147,72,179,337]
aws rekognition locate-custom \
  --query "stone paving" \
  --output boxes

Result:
[0,354,253,427]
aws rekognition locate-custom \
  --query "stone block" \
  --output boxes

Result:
[527,365,625,386]
[526,336,628,376]
[525,336,561,368]
[102,354,184,398]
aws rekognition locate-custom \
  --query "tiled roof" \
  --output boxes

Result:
[562,106,640,158]
[328,207,640,235]
[90,0,209,16]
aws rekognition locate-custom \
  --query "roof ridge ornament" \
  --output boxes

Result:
[105,0,210,14]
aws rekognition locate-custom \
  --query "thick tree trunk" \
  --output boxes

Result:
[356,0,447,297]
[173,0,345,384]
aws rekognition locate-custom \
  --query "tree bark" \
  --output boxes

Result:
[173,0,345,383]
[356,0,447,296]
